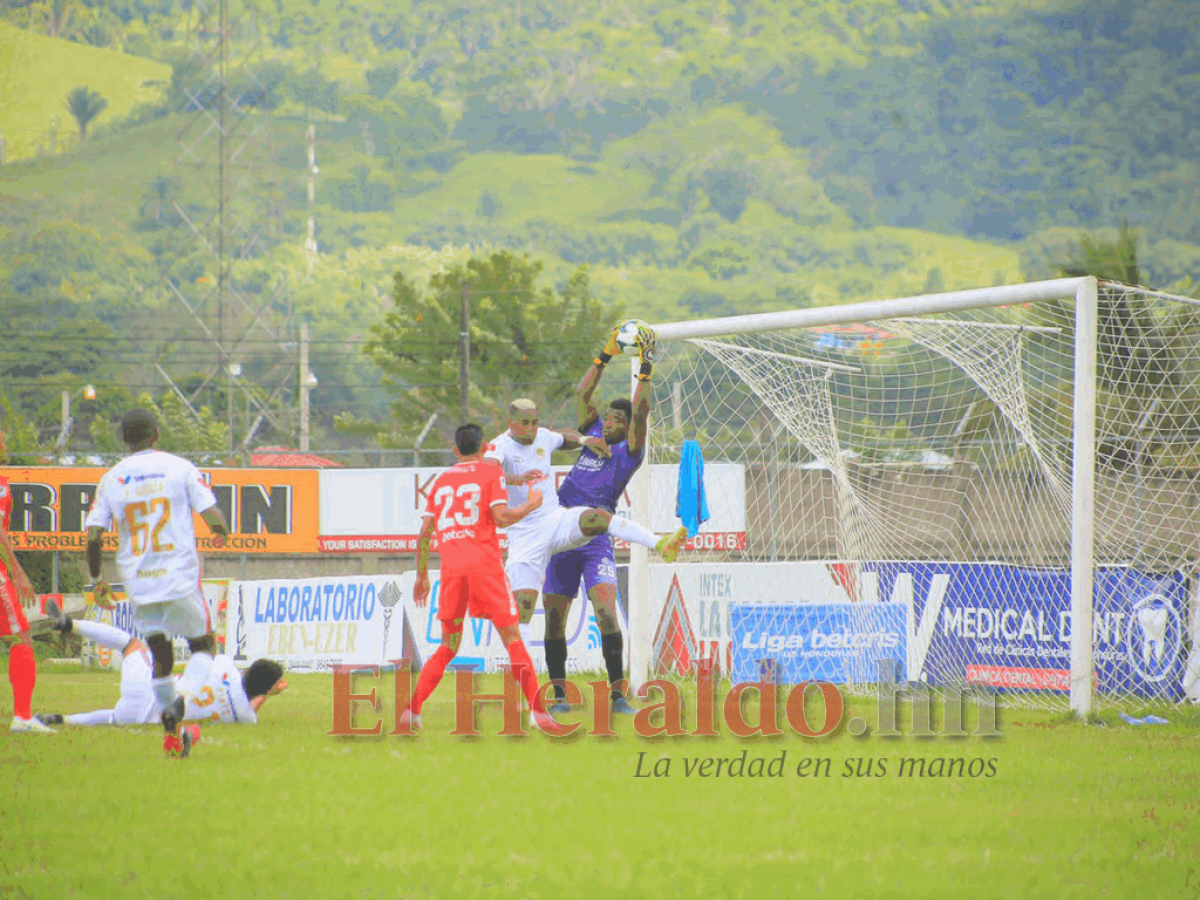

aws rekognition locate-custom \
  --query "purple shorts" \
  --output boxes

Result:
[542,534,618,598]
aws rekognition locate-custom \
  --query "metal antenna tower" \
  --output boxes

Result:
[148,0,302,454]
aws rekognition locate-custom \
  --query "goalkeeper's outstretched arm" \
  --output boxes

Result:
[577,322,624,429]
[627,326,655,455]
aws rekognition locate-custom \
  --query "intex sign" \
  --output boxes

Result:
[0,467,320,554]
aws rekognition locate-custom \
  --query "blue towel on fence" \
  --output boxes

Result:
[676,440,710,538]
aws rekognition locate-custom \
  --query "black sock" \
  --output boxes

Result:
[544,638,568,701]
[602,632,624,699]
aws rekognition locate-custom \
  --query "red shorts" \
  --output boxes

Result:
[0,573,29,637]
[437,569,519,628]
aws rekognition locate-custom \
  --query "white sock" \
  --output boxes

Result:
[152,676,177,713]
[606,515,660,550]
[71,619,133,652]
[65,709,116,727]
[177,652,214,699]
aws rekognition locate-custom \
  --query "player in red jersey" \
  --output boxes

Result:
[400,423,567,735]
[0,429,53,733]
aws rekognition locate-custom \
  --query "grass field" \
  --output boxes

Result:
[0,22,170,162]
[4,666,1199,899]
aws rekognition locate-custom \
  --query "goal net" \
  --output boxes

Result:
[628,277,1200,714]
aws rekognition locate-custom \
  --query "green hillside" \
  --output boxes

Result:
[0,20,169,160]
[2,0,1199,451]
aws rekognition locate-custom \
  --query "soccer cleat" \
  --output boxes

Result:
[10,716,56,734]
[181,724,200,756]
[161,695,186,735]
[530,709,571,736]
[655,526,689,563]
[163,733,184,757]
[36,714,64,727]
[549,701,572,716]
[396,709,422,733]
[611,696,637,715]
[45,597,72,634]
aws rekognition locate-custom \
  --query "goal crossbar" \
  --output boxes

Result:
[629,277,1101,717]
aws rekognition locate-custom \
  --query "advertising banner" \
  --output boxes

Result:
[866,562,1189,698]
[729,602,907,684]
[224,572,614,674]
[318,464,746,553]
[80,579,230,670]
[1,467,320,554]
[647,562,856,676]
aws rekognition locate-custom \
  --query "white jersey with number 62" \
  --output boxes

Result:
[85,448,218,605]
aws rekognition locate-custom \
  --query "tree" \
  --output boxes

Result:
[364,251,620,444]
[1057,220,1141,285]
[64,86,108,141]
[1054,221,1169,391]
[88,392,229,459]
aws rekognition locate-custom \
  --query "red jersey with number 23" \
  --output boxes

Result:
[423,460,508,574]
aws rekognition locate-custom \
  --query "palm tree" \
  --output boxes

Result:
[64,86,108,142]
[1057,220,1140,285]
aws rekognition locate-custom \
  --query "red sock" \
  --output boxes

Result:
[410,645,456,715]
[9,643,36,720]
[505,639,545,714]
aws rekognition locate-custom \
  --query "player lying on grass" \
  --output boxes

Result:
[85,408,232,757]
[37,599,286,730]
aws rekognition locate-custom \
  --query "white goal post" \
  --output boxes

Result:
[627,276,1200,717]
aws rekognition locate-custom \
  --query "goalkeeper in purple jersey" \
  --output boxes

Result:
[541,322,659,715]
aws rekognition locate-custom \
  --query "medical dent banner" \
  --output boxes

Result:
[224,572,614,674]
[866,562,1189,699]
[1,467,320,554]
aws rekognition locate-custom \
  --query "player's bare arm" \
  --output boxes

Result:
[85,525,117,606]
[0,522,34,602]
[577,320,628,427]
[250,677,288,713]
[557,428,613,458]
[627,332,656,455]
[576,356,606,430]
[493,488,543,528]
[200,506,230,549]
[412,514,436,607]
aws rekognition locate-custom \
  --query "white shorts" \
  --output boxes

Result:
[505,506,589,593]
[115,644,159,725]
[132,590,212,640]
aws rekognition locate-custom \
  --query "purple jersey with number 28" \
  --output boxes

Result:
[544,418,644,597]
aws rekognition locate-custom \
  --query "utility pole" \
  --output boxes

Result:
[218,0,230,455]
[300,321,312,452]
[305,123,318,279]
[460,282,470,425]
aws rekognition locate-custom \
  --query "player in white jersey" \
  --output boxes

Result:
[38,599,286,731]
[485,398,687,626]
[40,601,283,728]
[84,408,231,758]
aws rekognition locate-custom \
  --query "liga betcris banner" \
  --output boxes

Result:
[1,467,320,554]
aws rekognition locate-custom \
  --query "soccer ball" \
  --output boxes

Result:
[615,319,649,356]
